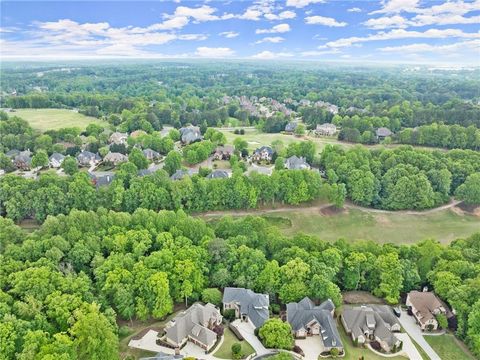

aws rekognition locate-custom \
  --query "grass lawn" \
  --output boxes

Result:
[213,327,255,359]
[13,108,109,132]
[260,207,479,244]
[424,334,476,360]
[409,337,429,360]
[338,323,407,360]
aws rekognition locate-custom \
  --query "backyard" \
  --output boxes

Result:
[12,108,109,132]
[424,334,476,360]
[213,327,255,359]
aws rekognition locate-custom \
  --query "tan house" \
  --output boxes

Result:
[164,303,222,351]
[213,145,234,160]
[315,123,337,136]
[104,152,128,165]
[109,132,128,145]
[406,291,446,331]
[341,305,401,353]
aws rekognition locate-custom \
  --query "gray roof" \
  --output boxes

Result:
[222,287,269,328]
[143,148,160,159]
[89,172,115,187]
[170,169,193,180]
[206,170,229,179]
[342,305,399,348]
[180,126,202,144]
[77,151,101,163]
[285,122,298,132]
[376,127,393,137]
[285,156,310,170]
[49,152,65,162]
[287,297,342,349]
[14,154,32,166]
[6,149,20,158]
[165,303,219,347]
[254,146,274,156]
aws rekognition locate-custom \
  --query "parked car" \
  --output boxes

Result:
[393,306,401,317]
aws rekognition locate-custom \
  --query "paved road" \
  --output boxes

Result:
[398,310,441,360]
[395,333,424,360]
[232,319,270,356]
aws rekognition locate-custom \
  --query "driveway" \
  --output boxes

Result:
[295,336,324,360]
[395,333,423,360]
[232,319,270,356]
[398,309,441,360]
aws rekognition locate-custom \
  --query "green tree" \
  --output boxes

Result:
[455,173,480,205]
[308,275,343,307]
[201,288,222,306]
[374,252,403,304]
[32,150,49,168]
[164,151,182,176]
[467,300,480,357]
[258,319,294,350]
[61,156,78,175]
[128,148,148,170]
[294,124,306,136]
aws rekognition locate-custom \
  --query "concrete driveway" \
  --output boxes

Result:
[295,336,324,360]
[398,309,440,360]
[395,333,423,360]
[232,319,270,356]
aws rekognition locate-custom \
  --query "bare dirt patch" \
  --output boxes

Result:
[320,205,348,216]
[457,202,480,216]
[375,214,392,225]
[343,291,385,305]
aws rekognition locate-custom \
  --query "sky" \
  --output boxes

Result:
[1,0,479,65]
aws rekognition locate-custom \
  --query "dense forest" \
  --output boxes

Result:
[1,210,479,359]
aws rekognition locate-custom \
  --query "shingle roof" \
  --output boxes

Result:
[206,170,229,179]
[254,146,274,155]
[222,287,269,328]
[180,126,202,144]
[49,152,65,162]
[285,122,298,132]
[407,291,444,323]
[285,156,310,170]
[287,297,342,349]
[376,127,393,137]
[171,169,193,180]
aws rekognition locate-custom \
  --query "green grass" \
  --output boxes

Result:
[338,323,407,360]
[260,208,479,244]
[424,334,476,360]
[13,108,109,132]
[409,337,429,360]
[213,327,255,359]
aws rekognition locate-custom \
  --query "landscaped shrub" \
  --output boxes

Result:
[330,348,339,357]
[201,288,222,306]
[270,303,280,314]
[436,314,448,329]
[223,309,236,322]
[232,342,242,360]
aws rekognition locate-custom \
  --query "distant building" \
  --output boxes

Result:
[142,148,161,161]
[406,291,446,331]
[179,126,202,144]
[13,154,32,170]
[76,151,101,167]
[206,170,230,179]
[89,172,115,188]
[285,122,298,133]
[130,130,147,138]
[341,305,401,353]
[109,132,128,145]
[49,153,65,168]
[252,146,274,163]
[170,169,194,180]
[315,123,337,136]
[376,127,393,140]
[287,297,344,354]
[6,149,20,158]
[213,145,234,160]
[285,155,310,170]
[222,287,269,328]
[103,152,128,166]
[164,303,222,351]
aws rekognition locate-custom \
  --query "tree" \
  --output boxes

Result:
[294,124,306,136]
[169,129,181,141]
[32,150,49,168]
[258,319,294,350]
[201,288,222,306]
[455,173,480,205]
[61,156,78,175]
[164,150,182,176]
[70,303,118,360]
[436,314,448,329]
[279,258,310,303]
[275,157,285,170]
[231,343,242,360]
[467,300,480,357]
[374,252,403,304]
[233,138,248,154]
[128,148,148,170]
[148,272,173,319]
[308,275,343,307]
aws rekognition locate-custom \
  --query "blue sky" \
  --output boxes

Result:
[1,0,479,64]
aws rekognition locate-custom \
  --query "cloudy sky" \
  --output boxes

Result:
[1,0,479,64]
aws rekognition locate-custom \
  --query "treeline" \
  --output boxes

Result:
[320,145,480,210]
[397,123,480,150]
[0,168,342,222]
[1,210,479,359]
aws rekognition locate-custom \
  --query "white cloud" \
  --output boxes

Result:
[219,31,239,38]
[363,15,407,29]
[255,36,285,44]
[305,16,347,27]
[370,0,420,14]
[264,10,297,20]
[300,49,341,56]
[323,28,480,48]
[256,23,291,34]
[251,50,294,59]
[170,5,222,22]
[348,7,362,13]
[379,39,480,53]
[195,46,235,57]
[286,0,325,8]
[238,8,263,20]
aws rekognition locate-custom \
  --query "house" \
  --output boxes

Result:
[13,154,32,170]
[285,156,310,170]
[143,148,161,161]
[89,172,115,188]
[376,127,393,140]
[213,145,234,160]
[164,303,222,351]
[109,132,128,145]
[206,170,230,179]
[222,287,269,328]
[285,122,298,133]
[76,151,101,167]
[49,153,65,168]
[170,169,194,180]
[287,297,343,354]
[406,291,446,331]
[252,146,274,163]
[315,101,339,115]
[131,130,147,138]
[103,152,128,165]
[6,149,20,158]
[315,123,337,136]
[179,126,202,144]
[341,305,401,353]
